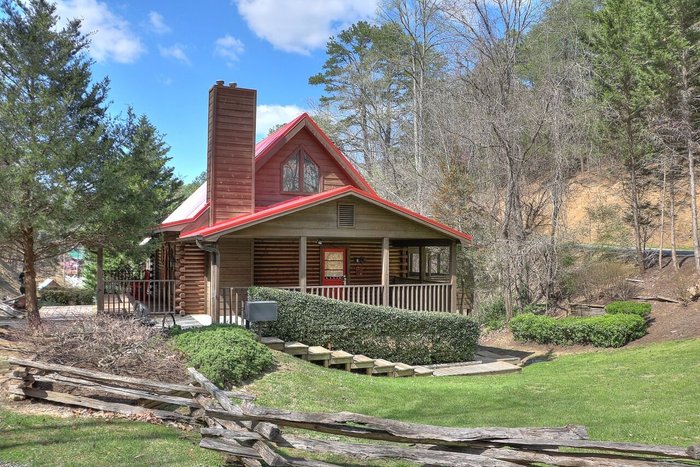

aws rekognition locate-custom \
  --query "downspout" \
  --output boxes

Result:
[196,238,220,323]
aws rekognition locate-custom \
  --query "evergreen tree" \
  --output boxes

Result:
[590,0,670,273]
[0,0,110,326]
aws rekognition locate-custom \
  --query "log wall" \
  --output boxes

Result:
[175,242,208,314]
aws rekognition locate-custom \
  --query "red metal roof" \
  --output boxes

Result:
[180,186,472,242]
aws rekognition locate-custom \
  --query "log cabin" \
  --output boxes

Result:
[150,81,472,319]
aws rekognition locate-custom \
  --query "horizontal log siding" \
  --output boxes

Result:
[176,242,208,314]
[253,239,299,287]
[255,127,356,208]
[219,238,252,288]
[249,238,409,287]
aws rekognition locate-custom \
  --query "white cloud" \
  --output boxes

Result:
[256,104,305,139]
[214,34,245,65]
[235,0,378,55]
[159,44,190,65]
[54,0,145,64]
[148,11,171,34]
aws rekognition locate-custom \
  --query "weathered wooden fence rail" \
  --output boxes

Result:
[5,358,699,466]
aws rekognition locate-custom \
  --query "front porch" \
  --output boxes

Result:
[212,236,459,323]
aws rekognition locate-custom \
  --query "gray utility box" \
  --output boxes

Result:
[244,301,278,323]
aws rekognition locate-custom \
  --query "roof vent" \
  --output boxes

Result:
[337,204,355,228]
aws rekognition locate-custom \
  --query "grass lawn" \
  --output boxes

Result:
[0,407,223,466]
[247,338,700,447]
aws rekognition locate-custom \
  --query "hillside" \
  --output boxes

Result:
[565,170,694,249]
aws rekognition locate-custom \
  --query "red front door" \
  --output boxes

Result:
[321,248,346,294]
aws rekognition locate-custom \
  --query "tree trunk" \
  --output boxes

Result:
[658,160,667,270]
[670,174,679,271]
[22,227,40,327]
[687,141,700,274]
[96,247,105,314]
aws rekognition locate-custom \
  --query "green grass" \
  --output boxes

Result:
[247,338,700,447]
[0,407,223,466]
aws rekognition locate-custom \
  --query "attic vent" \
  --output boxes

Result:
[337,204,355,228]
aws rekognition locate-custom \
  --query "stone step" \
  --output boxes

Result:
[259,336,285,352]
[284,341,309,358]
[371,359,395,375]
[393,363,415,378]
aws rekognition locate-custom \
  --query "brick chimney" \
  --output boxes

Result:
[207,81,256,225]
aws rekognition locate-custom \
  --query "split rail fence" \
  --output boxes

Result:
[5,358,700,466]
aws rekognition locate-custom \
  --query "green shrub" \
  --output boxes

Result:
[605,301,652,318]
[475,296,507,330]
[510,313,647,348]
[170,325,273,388]
[40,287,94,305]
[250,287,480,365]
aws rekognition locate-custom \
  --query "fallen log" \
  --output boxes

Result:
[8,387,194,424]
[9,358,205,395]
[205,404,588,446]
[634,296,681,304]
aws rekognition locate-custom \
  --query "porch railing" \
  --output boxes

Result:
[103,279,176,315]
[388,283,451,312]
[279,283,452,312]
[219,287,249,325]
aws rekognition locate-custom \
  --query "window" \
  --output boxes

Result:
[282,150,319,193]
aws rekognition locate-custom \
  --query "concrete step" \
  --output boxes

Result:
[413,366,434,377]
[432,361,522,377]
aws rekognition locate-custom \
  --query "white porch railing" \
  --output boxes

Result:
[279,283,452,312]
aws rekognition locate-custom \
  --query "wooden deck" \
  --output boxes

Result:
[264,337,524,378]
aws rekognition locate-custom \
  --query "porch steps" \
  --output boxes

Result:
[329,350,353,371]
[350,354,375,375]
[307,346,332,367]
[259,336,285,352]
[261,338,522,378]
[283,342,309,359]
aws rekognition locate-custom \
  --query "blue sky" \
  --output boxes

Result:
[53,0,379,182]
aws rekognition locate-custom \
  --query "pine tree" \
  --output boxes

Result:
[0,0,110,326]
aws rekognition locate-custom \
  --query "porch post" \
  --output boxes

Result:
[449,240,458,313]
[419,246,427,283]
[382,237,390,306]
[299,236,307,293]
[95,247,104,314]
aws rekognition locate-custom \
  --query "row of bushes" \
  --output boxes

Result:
[40,287,94,305]
[604,300,652,318]
[510,313,647,348]
[170,325,273,387]
[250,287,480,365]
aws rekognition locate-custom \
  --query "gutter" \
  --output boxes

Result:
[196,238,220,321]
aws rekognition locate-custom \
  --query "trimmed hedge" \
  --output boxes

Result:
[605,300,652,318]
[510,313,647,348]
[170,325,273,387]
[250,287,480,365]
[40,287,94,305]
